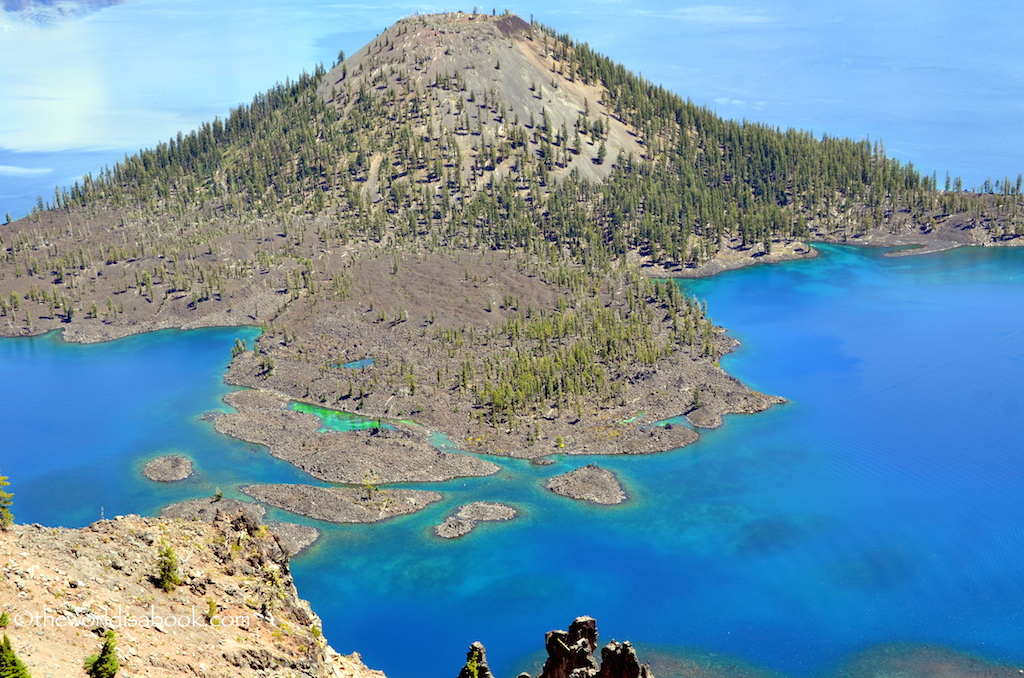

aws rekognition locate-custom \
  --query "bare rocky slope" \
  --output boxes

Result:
[0,512,383,678]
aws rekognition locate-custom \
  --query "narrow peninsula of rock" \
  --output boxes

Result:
[160,496,266,523]
[142,454,193,481]
[267,522,322,556]
[434,501,518,539]
[160,496,321,556]
[546,465,627,505]
[215,389,501,483]
[241,483,442,523]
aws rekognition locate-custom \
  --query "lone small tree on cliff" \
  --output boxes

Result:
[84,630,119,678]
[0,470,14,530]
[154,542,181,592]
[0,633,31,678]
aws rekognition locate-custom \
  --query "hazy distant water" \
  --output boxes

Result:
[3,245,1024,677]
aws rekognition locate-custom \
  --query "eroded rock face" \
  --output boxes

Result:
[541,616,599,678]
[596,641,652,678]
[160,497,321,556]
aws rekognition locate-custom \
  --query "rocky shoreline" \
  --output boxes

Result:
[222,308,785,461]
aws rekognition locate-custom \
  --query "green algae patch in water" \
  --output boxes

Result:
[337,358,374,369]
[289,402,394,432]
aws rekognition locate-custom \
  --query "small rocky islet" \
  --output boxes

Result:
[141,454,193,481]
[546,465,627,505]
[434,501,519,539]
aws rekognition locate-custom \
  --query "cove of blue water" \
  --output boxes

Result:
[2,245,1024,677]
[0,326,317,526]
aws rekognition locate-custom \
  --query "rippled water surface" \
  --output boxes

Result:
[2,245,1024,677]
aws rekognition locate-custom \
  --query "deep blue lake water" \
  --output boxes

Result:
[2,245,1023,677]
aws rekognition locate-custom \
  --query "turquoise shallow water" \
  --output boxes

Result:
[2,246,1024,677]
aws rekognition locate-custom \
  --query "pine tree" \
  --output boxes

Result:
[84,630,119,678]
[154,542,181,592]
[0,471,13,530]
[0,633,31,678]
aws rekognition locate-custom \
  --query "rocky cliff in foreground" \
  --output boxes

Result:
[0,513,382,678]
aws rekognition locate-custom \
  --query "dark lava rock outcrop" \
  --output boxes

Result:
[142,454,193,481]
[546,465,627,505]
[461,616,653,678]
[434,501,518,539]
[457,641,495,678]
[540,616,600,678]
